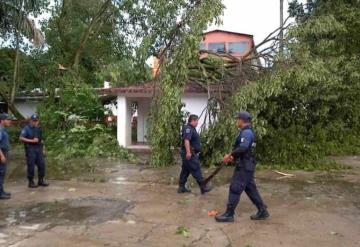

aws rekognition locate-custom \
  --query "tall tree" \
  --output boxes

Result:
[0,0,47,118]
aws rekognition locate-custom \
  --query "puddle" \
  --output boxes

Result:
[0,197,133,228]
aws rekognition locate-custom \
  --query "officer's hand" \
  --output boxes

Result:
[33,137,39,143]
[223,154,233,164]
[185,152,192,160]
[0,155,6,163]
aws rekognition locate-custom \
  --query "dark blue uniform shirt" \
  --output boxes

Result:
[0,126,10,152]
[20,125,43,147]
[181,123,201,153]
[231,125,256,170]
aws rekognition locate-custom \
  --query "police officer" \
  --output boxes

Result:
[178,114,212,194]
[0,113,14,200]
[19,114,49,188]
[215,111,269,222]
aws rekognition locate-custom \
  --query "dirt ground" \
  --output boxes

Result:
[0,153,359,247]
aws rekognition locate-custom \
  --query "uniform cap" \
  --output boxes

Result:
[236,111,252,122]
[30,114,39,121]
[0,113,15,120]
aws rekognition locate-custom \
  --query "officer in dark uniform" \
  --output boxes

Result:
[178,114,212,194]
[19,114,49,188]
[215,111,269,222]
[0,113,14,200]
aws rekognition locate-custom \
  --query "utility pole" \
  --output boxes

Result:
[279,0,284,53]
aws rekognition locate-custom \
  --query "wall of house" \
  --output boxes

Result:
[14,101,39,118]
[116,96,132,147]
[181,95,209,132]
[201,31,253,57]
[137,99,151,143]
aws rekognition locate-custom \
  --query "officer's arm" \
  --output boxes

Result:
[0,133,5,162]
[231,131,252,159]
[19,129,37,144]
[183,127,193,156]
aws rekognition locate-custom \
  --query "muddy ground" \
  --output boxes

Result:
[0,151,359,247]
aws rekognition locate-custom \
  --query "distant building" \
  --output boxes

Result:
[200,29,254,57]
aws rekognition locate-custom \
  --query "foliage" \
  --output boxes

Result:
[176,226,191,238]
[43,0,135,86]
[145,0,224,167]
[45,124,136,162]
[95,59,152,87]
[201,0,360,169]
[38,82,136,163]
[0,0,47,45]
[0,48,43,90]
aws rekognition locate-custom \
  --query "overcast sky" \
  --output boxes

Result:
[209,0,294,44]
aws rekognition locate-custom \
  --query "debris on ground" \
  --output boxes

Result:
[274,170,295,179]
[176,226,191,238]
[208,210,219,217]
[178,198,192,205]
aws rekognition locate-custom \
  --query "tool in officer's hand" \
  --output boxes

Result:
[202,161,227,186]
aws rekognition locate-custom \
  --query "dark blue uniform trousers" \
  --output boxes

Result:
[0,152,8,193]
[0,161,6,193]
[26,146,45,180]
[227,166,266,212]
[179,154,204,185]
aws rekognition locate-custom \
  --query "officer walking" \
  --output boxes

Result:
[19,114,49,188]
[215,111,269,222]
[0,113,14,200]
[178,114,212,194]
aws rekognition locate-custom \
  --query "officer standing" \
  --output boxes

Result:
[19,114,49,188]
[0,113,14,200]
[215,111,269,222]
[178,114,212,194]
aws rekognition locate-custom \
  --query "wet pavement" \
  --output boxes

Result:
[0,154,360,247]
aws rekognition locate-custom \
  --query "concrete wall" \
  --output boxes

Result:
[116,96,132,147]
[181,95,209,132]
[115,94,209,147]
[136,99,151,143]
[14,101,38,118]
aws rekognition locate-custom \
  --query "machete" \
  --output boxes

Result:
[202,161,227,186]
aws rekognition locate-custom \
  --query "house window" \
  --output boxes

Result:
[208,43,226,53]
[228,42,249,54]
[199,43,206,50]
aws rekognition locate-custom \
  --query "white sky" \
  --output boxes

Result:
[209,0,296,44]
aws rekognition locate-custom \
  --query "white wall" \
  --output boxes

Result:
[14,101,38,118]
[137,99,151,143]
[181,95,209,132]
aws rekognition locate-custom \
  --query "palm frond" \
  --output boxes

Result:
[0,0,45,47]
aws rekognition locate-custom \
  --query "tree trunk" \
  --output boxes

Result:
[0,91,24,120]
[71,0,112,71]
[11,30,20,104]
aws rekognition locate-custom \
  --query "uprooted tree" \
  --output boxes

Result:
[147,0,360,169]
[201,0,360,169]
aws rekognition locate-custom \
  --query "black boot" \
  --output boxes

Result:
[215,206,235,222]
[28,179,38,188]
[250,207,269,220]
[0,192,11,200]
[2,191,11,196]
[199,181,212,194]
[38,178,49,187]
[177,183,191,193]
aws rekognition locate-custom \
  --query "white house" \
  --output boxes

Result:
[99,81,221,148]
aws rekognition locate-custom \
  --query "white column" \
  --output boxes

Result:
[117,96,129,147]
